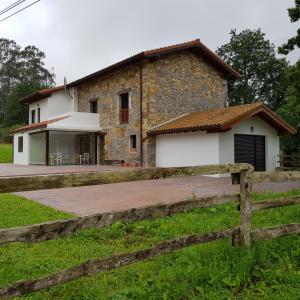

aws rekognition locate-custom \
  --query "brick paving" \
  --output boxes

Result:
[0,163,134,177]
[16,175,300,216]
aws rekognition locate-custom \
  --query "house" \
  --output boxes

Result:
[12,39,296,170]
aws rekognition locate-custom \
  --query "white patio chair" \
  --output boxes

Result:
[82,153,90,165]
[54,153,63,165]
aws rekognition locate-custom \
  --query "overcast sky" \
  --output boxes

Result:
[1,0,299,85]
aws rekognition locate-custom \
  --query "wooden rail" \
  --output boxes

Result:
[0,194,238,246]
[277,154,300,171]
[1,223,299,299]
[249,170,300,183]
[0,163,252,193]
[0,163,299,298]
[251,195,300,212]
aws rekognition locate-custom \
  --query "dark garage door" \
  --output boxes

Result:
[234,134,266,171]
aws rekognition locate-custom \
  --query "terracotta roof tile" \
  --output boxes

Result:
[147,102,296,136]
[11,115,69,133]
[20,85,64,104]
[68,39,240,87]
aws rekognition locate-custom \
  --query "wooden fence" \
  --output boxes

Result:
[277,153,300,170]
[0,163,299,298]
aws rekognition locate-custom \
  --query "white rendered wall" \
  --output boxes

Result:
[47,112,101,132]
[156,131,219,167]
[29,98,48,123]
[219,116,279,171]
[29,91,74,123]
[47,91,73,118]
[13,132,29,165]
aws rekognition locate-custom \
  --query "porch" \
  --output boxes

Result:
[29,131,101,166]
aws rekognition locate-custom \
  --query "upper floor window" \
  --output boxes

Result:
[31,110,36,124]
[119,93,129,124]
[18,136,23,152]
[90,100,98,113]
[37,107,41,122]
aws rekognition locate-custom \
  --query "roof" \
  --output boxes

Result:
[11,116,69,133]
[68,39,240,87]
[147,102,296,136]
[20,86,65,104]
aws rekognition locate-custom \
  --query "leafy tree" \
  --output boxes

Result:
[278,0,300,54]
[216,29,289,111]
[0,38,55,124]
[277,60,300,153]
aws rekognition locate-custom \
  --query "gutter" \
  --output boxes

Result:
[139,63,143,166]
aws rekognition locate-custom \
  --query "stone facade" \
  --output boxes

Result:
[77,64,142,165]
[76,50,228,166]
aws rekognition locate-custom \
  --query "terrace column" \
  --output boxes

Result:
[45,131,49,166]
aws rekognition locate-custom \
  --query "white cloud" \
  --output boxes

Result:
[1,0,299,84]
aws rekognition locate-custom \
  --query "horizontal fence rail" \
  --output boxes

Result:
[0,228,239,298]
[0,163,299,299]
[0,163,252,193]
[250,171,300,183]
[251,195,300,212]
[277,154,300,171]
[0,194,239,246]
[252,223,300,240]
[1,223,299,299]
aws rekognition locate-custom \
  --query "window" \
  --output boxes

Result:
[37,108,41,122]
[130,135,137,150]
[31,109,36,124]
[90,100,98,113]
[18,136,23,152]
[119,93,129,123]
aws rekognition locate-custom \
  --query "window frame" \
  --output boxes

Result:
[130,134,137,151]
[31,109,36,124]
[89,100,98,114]
[18,136,23,153]
[119,92,129,124]
[37,107,41,122]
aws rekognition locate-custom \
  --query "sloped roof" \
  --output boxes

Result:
[147,102,296,136]
[20,86,64,104]
[11,116,69,133]
[68,39,240,87]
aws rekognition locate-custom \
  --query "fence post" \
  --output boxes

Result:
[239,169,252,247]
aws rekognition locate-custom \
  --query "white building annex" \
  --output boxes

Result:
[12,86,102,165]
[148,102,296,171]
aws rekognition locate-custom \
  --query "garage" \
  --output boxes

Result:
[234,134,266,171]
[147,102,296,171]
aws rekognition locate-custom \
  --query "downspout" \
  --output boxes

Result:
[139,63,143,166]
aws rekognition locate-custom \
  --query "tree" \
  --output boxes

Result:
[0,38,55,124]
[278,0,300,54]
[277,60,300,153]
[216,29,289,111]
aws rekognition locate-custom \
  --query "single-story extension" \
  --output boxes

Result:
[147,102,296,171]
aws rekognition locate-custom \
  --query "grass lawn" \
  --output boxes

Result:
[0,190,299,299]
[0,194,74,228]
[0,143,12,163]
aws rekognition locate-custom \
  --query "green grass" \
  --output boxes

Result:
[0,143,12,163]
[0,194,74,228]
[0,190,298,299]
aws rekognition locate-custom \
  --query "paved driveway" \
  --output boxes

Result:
[16,176,300,216]
[0,163,135,177]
